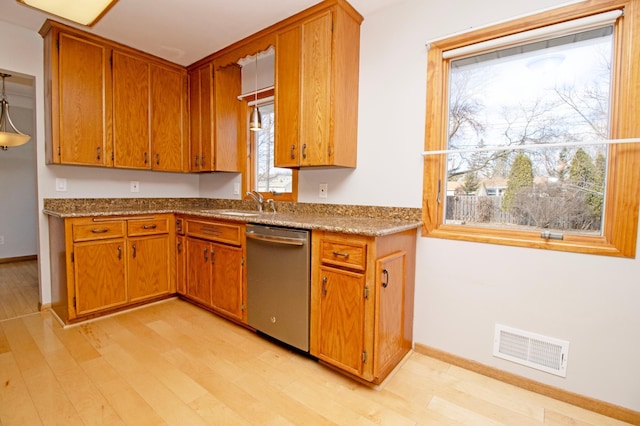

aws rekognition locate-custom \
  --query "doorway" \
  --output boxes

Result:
[0,69,39,320]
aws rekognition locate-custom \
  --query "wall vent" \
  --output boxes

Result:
[493,324,569,377]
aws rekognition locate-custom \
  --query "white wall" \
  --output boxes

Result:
[2,0,639,411]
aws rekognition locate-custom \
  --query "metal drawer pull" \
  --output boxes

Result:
[132,244,137,258]
[117,246,122,260]
[322,276,328,296]
[382,269,389,288]
[332,251,350,259]
[204,248,208,261]
[91,228,109,233]
[142,224,157,229]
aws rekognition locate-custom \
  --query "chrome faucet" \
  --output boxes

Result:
[246,191,263,212]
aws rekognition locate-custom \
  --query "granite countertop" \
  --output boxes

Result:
[44,198,422,237]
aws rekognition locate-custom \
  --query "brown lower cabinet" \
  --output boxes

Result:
[180,218,246,323]
[48,214,175,323]
[310,228,416,384]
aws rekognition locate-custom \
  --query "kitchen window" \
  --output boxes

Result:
[422,0,640,257]
[246,99,297,202]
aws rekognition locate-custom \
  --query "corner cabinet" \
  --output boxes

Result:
[40,20,189,171]
[310,228,417,384]
[182,218,246,323]
[187,61,241,172]
[275,2,362,168]
[48,214,175,323]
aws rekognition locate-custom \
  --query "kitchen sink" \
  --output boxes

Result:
[201,209,260,217]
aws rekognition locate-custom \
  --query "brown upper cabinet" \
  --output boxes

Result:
[41,20,189,171]
[275,3,362,168]
[188,62,241,172]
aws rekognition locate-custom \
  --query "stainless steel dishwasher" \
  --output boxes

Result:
[246,224,311,352]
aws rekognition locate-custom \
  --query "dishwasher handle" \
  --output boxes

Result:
[246,232,305,246]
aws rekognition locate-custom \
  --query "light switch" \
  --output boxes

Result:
[55,178,67,192]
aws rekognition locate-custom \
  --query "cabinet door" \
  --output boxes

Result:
[57,33,112,166]
[299,11,333,166]
[275,25,302,167]
[210,242,244,321]
[151,64,188,172]
[212,64,241,172]
[176,235,186,295]
[188,64,213,171]
[112,50,150,169]
[374,251,407,379]
[73,239,126,315]
[128,235,171,302]
[316,266,366,377]
[185,238,211,305]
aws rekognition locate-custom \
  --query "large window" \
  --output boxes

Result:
[423,1,640,257]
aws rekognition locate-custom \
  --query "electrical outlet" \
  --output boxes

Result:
[0,236,4,245]
[319,183,328,198]
[233,182,241,195]
[130,181,140,193]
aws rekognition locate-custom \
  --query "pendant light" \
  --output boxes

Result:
[0,73,31,151]
[249,54,262,132]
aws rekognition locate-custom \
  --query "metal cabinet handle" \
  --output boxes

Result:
[177,240,182,253]
[290,144,296,160]
[210,249,215,264]
[117,245,122,260]
[91,228,109,234]
[322,276,328,296]
[144,152,148,164]
[204,248,208,262]
[302,143,307,159]
[96,147,101,161]
[382,269,389,288]
[142,224,157,230]
[194,155,199,168]
[332,251,349,259]
[200,155,205,167]
[132,243,137,258]
[156,153,160,165]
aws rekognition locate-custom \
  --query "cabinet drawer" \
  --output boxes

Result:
[320,238,367,271]
[127,217,169,237]
[186,220,242,246]
[73,221,125,242]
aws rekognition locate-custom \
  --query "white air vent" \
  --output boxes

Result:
[493,324,569,377]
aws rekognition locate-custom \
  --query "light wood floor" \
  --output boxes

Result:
[0,260,39,321]
[0,298,631,426]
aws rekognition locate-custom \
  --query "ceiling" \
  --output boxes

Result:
[1,0,402,67]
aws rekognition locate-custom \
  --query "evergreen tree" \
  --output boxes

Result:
[460,171,480,194]
[502,153,533,211]
[569,148,603,224]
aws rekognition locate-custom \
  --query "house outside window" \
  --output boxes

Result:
[422,0,640,257]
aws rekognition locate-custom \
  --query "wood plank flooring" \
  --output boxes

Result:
[0,298,632,425]
[0,260,39,321]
